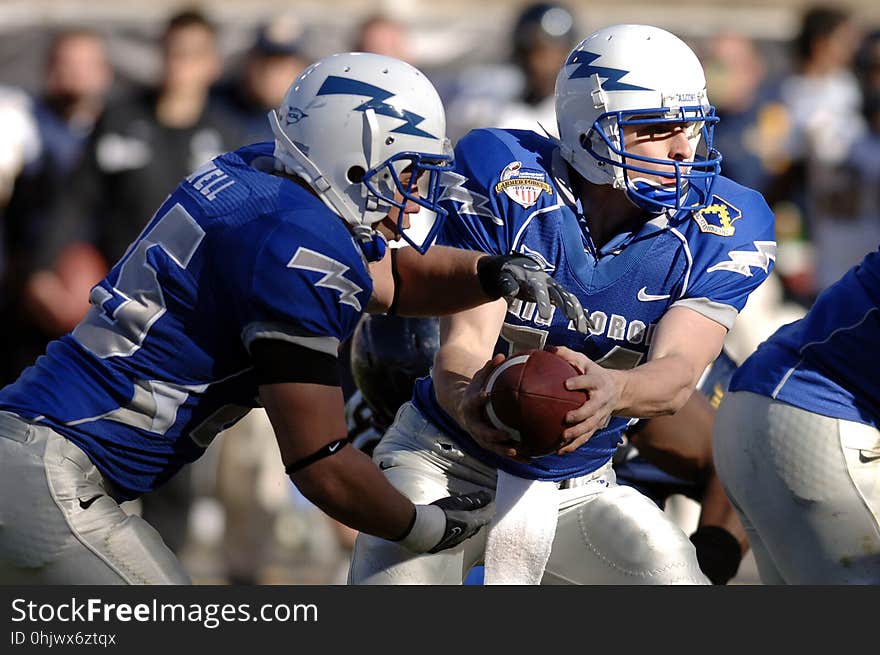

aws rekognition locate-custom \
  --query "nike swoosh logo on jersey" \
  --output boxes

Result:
[637,287,671,302]
[858,451,880,463]
[78,495,103,510]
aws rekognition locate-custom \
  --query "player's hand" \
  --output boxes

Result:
[397,490,495,554]
[458,354,524,459]
[549,346,622,454]
[476,253,592,333]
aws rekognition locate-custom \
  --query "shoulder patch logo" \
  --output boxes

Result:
[692,196,742,237]
[494,161,553,209]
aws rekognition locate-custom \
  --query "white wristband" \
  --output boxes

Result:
[397,504,446,553]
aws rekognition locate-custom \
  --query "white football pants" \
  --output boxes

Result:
[348,403,709,585]
[713,391,880,584]
[0,411,190,584]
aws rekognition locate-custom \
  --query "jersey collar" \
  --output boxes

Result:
[551,145,676,259]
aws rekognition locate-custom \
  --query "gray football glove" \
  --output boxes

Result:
[397,490,495,554]
[477,253,592,334]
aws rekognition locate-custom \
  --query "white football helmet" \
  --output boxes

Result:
[269,52,453,256]
[555,24,721,213]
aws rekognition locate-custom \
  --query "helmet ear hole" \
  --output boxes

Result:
[347,166,366,183]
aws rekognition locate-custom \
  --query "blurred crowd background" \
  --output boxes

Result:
[1,0,879,584]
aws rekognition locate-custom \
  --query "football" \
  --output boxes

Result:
[484,349,587,458]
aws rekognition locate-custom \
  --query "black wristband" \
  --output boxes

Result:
[387,248,402,315]
[284,438,349,475]
[689,525,742,585]
[475,254,506,299]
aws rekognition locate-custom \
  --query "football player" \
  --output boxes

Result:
[713,247,880,584]
[0,53,588,584]
[348,314,747,584]
[349,25,775,584]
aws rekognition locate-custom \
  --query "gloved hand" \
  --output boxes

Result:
[396,490,495,554]
[690,525,743,585]
[477,253,592,334]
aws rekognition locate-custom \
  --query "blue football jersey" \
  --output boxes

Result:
[413,128,775,481]
[0,142,373,498]
[731,247,880,428]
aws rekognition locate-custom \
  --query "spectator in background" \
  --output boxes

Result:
[782,6,864,166]
[353,13,410,62]
[848,30,880,231]
[775,6,868,297]
[445,2,577,141]
[857,30,880,112]
[496,2,577,135]
[701,32,809,362]
[0,29,112,385]
[213,16,309,146]
[0,89,39,211]
[0,86,39,386]
[43,8,238,269]
[818,29,880,310]
[703,32,787,195]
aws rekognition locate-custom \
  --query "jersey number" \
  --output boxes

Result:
[73,203,205,358]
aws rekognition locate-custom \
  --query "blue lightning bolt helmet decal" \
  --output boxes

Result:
[565,51,650,91]
[316,76,437,139]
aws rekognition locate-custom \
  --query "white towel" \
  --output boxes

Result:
[483,469,559,585]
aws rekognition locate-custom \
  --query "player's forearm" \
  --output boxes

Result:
[433,344,486,427]
[291,447,415,541]
[391,246,490,316]
[612,354,702,418]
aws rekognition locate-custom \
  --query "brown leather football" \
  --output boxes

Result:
[484,349,587,458]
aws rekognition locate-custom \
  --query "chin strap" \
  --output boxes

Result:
[625,178,685,215]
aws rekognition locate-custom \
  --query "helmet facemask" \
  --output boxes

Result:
[361,149,453,252]
[585,104,721,213]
